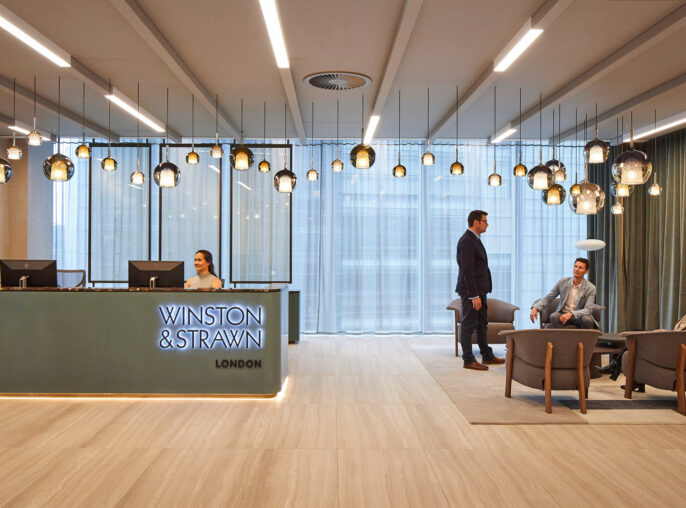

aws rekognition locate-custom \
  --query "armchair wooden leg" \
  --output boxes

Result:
[454,311,459,358]
[577,342,587,414]
[505,337,514,398]
[544,341,553,414]
[624,339,637,400]
[676,344,686,416]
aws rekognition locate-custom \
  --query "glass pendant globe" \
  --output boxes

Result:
[542,183,566,205]
[421,151,435,166]
[153,161,180,188]
[488,173,502,187]
[6,145,22,160]
[568,181,605,215]
[610,181,633,198]
[350,143,375,169]
[130,170,145,185]
[611,201,624,215]
[258,160,271,173]
[570,182,581,197]
[0,158,13,184]
[331,159,343,172]
[101,156,117,172]
[648,183,662,196]
[553,168,567,182]
[75,144,91,159]
[527,164,554,190]
[584,138,610,164]
[210,143,224,159]
[307,168,319,181]
[43,153,74,182]
[27,130,42,146]
[186,151,199,165]
[513,162,527,177]
[393,163,406,178]
[612,149,652,185]
[230,145,254,170]
[274,168,297,193]
[451,161,464,175]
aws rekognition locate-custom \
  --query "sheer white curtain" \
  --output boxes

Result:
[290,139,587,332]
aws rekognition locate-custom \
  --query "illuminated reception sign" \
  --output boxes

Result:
[157,304,265,350]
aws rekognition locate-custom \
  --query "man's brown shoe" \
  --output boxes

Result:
[482,357,505,365]
[464,361,489,371]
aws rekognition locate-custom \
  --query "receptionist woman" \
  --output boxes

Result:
[185,250,222,289]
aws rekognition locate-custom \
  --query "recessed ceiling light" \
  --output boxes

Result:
[0,4,71,67]
[494,22,543,72]
[627,114,686,142]
[363,115,380,145]
[105,87,165,133]
[491,127,517,144]
[259,0,289,68]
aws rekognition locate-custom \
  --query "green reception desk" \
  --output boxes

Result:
[0,285,289,397]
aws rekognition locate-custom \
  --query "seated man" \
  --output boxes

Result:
[530,257,597,329]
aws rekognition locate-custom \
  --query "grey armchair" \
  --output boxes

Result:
[539,297,605,329]
[447,298,519,356]
[499,329,601,414]
[621,331,686,415]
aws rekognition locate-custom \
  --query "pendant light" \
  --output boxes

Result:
[648,110,662,197]
[153,88,180,188]
[230,99,254,170]
[568,116,605,215]
[488,87,501,187]
[0,157,11,184]
[393,90,406,178]
[258,102,271,173]
[611,111,652,185]
[6,79,22,160]
[331,100,343,172]
[101,80,117,172]
[307,102,319,181]
[542,183,566,205]
[451,85,464,175]
[513,88,526,177]
[274,104,297,193]
[75,83,91,158]
[527,94,553,190]
[421,88,435,166]
[611,198,624,215]
[584,104,610,163]
[350,95,375,169]
[210,94,224,159]
[130,83,145,185]
[546,104,566,181]
[569,110,582,197]
[27,77,41,146]
[186,94,199,165]
[42,77,74,182]
[609,117,632,198]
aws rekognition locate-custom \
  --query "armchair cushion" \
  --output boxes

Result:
[447,297,519,345]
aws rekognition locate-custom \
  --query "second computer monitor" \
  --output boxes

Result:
[128,261,184,288]
[0,260,58,288]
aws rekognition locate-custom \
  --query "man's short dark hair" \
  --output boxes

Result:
[575,257,590,270]
[468,210,487,227]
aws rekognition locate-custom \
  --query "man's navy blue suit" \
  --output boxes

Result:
[456,229,494,364]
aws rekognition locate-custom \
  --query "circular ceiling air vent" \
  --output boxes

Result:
[304,72,372,91]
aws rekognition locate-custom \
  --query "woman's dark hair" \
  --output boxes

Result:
[196,250,216,276]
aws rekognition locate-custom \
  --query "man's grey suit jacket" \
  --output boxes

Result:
[533,277,597,325]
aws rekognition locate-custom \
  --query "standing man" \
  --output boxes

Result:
[455,210,504,370]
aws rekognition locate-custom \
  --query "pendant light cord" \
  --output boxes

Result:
[493,86,496,172]
[284,103,287,168]
[191,94,195,151]
[398,90,401,162]
[165,88,169,160]
[107,79,111,156]
[574,109,578,182]
[137,82,140,169]
[518,88,522,162]
[361,95,365,142]
[595,104,598,137]
[240,99,244,144]
[653,109,657,182]
[82,82,86,143]
[456,85,459,158]
[12,78,16,144]
[336,99,339,158]
[538,93,542,164]
[558,104,561,159]
[215,94,219,143]
[551,105,555,159]
[426,88,430,148]
[57,76,61,146]
[310,102,314,167]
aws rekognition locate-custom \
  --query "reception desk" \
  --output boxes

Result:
[0,285,288,397]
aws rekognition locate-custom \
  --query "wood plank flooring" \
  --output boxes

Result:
[1,334,686,507]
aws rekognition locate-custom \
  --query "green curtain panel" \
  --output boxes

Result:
[590,128,686,332]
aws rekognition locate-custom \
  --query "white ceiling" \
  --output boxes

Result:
[1,0,686,143]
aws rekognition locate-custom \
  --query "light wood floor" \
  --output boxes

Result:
[2,335,686,507]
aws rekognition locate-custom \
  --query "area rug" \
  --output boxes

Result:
[412,342,686,425]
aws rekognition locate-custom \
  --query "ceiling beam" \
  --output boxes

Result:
[520,2,686,144]
[554,70,686,143]
[278,67,306,143]
[108,0,239,138]
[0,74,116,141]
[367,0,423,139]
[429,0,572,142]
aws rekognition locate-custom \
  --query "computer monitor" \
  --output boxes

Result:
[128,260,184,288]
[0,260,58,288]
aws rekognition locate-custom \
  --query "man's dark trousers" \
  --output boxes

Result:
[459,294,494,364]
